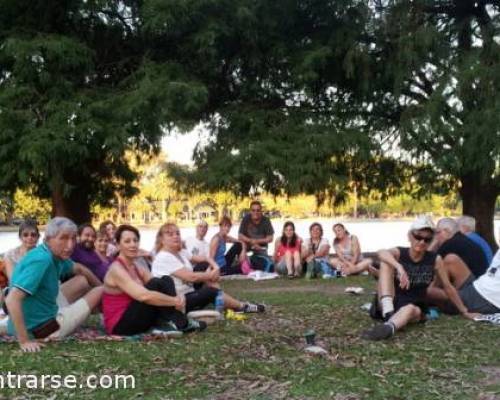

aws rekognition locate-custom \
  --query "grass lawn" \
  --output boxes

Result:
[1,276,499,399]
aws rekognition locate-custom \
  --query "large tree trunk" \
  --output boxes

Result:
[460,174,498,252]
[51,184,91,225]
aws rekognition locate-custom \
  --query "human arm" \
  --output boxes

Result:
[172,267,218,284]
[273,238,281,263]
[108,266,184,310]
[377,248,409,290]
[4,258,15,281]
[5,288,43,352]
[315,241,331,258]
[351,236,362,264]
[72,263,102,287]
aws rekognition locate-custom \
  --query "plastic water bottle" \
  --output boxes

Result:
[215,290,225,319]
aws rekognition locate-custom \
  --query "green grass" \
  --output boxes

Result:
[1,276,499,399]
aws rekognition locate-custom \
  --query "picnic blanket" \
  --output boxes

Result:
[0,326,181,343]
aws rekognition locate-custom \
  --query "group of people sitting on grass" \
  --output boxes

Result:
[0,212,271,352]
[362,215,500,341]
[0,199,498,351]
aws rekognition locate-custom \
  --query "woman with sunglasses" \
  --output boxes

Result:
[362,216,442,341]
[3,220,40,281]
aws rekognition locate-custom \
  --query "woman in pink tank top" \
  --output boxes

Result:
[102,224,193,336]
[273,221,302,278]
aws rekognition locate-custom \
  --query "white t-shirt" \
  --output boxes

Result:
[473,250,500,308]
[303,237,330,259]
[184,236,209,259]
[152,250,194,296]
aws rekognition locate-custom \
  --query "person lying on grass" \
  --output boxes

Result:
[102,224,205,337]
[152,223,265,314]
[6,217,102,352]
[362,216,445,341]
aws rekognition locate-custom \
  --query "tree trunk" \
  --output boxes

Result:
[460,175,498,252]
[51,184,91,225]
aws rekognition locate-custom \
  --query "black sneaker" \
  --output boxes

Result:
[151,321,183,338]
[361,323,395,341]
[182,318,207,333]
[243,302,266,313]
[369,294,383,320]
[382,311,395,322]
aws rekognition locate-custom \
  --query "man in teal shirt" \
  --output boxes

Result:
[6,217,103,352]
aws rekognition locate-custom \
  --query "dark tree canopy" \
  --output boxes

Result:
[365,0,500,248]
[0,0,207,223]
[0,0,497,247]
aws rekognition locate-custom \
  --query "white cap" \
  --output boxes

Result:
[410,215,435,232]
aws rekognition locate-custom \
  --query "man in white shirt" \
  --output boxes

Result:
[184,220,210,269]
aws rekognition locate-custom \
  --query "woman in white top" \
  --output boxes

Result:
[152,223,265,313]
[333,223,374,276]
[3,220,40,281]
[301,222,335,278]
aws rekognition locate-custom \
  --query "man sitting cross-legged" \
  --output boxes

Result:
[362,216,441,340]
[6,217,103,352]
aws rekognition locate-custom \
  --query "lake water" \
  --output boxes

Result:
[1,218,499,255]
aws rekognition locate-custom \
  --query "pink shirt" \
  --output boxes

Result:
[102,292,133,334]
[276,239,302,258]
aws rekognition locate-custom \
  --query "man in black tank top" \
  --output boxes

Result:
[362,216,440,341]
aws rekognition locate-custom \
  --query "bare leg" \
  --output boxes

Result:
[388,304,422,330]
[344,258,373,275]
[61,276,91,304]
[426,254,473,307]
[293,251,302,276]
[285,252,293,276]
[82,286,104,312]
[377,262,395,300]
[442,254,473,289]
[222,293,243,310]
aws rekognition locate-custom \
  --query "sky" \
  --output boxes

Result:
[161,130,198,165]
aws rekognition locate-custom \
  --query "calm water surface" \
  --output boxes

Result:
[1,218,499,255]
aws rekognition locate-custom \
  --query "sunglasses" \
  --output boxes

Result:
[22,232,39,238]
[412,232,433,244]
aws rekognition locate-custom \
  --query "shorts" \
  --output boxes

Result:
[459,281,500,314]
[458,274,475,290]
[50,298,91,339]
[56,290,69,308]
[394,293,428,315]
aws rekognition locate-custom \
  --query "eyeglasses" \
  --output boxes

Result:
[22,232,39,238]
[412,232,433,244]
[251,208,262,213]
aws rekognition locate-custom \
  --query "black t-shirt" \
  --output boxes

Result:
[437,232,488,277]
[238,214,274,252]
[395,247,436,301]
